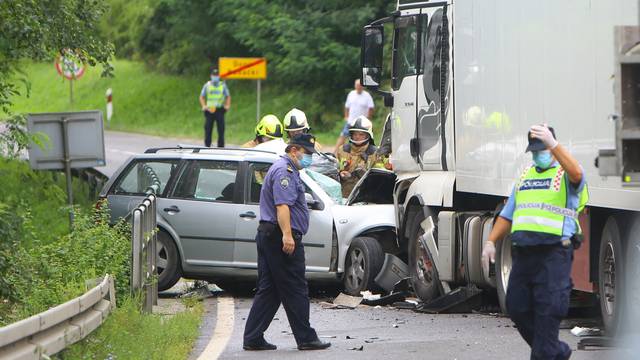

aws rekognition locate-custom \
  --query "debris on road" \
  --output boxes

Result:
[320,293,363,309]
[348,345,364,351]
[571,326,603,337]
[415,285,482,314]
[362,291,407,306]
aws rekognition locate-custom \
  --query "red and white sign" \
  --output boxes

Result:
[55,50,86,80]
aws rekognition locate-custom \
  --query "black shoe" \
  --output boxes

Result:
[243,341,277,351]
[297,339,331,350]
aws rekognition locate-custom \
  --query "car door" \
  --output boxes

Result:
[158,159,242,267]
[106,158,179,222]
[233,163,333,272]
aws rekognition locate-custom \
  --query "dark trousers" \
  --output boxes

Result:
[243,226,318,345]
[203,108,225,147]
[506,245,573,360]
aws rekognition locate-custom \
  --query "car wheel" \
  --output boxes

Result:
[157,230,182,291]
[408,211,440,302]
[495,235,512,315]
[599,216,625,335]
[343,237,384,295]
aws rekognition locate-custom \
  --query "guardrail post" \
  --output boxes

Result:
[131,209,142,294]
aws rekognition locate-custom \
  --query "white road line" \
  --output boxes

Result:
[197,295,235,360]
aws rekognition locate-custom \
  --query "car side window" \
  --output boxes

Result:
[248,162,272,204]
[172,160,238,202]
[111,160,178,195]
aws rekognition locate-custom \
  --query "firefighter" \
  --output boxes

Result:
[482,124,588,360]
[242,114,284,148]
[282,108,323,150]
[336,115,383,198]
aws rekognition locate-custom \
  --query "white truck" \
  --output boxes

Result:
[359,0,640,334]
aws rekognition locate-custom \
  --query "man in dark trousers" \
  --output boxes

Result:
[482,124,588,360]
[198,68,231,147]
[243,133,331,351]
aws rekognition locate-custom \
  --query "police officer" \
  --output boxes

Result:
[198,68,231,147]
[242,114,284,148]
[243,133,331,351]
[336,115,383,197]
[482,124,588,360]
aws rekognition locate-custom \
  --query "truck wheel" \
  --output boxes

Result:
[157,231,182,291]
[495,235,512,314]
[343,237,384,295]
[408,212,440,302]
[599,216,626,335]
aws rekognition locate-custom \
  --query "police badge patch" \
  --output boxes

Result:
[280,177,290,189]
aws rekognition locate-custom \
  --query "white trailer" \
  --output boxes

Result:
[360,0,640,334]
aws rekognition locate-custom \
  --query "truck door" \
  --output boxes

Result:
[416,4,451,170]
[390,13,421,172]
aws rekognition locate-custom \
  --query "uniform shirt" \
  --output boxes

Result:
[345,90,374,122]
[259,156,309,234]
[199,81,230,104]
[254,138,287,154]
[499,162,586,246]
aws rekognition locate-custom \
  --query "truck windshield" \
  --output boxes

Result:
[392,15,419,90]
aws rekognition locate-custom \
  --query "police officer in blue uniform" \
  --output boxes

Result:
[243,133,331,351]
[482,124,588,360]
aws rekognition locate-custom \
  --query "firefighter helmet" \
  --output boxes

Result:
[255,114,283,139]
[283,108,310,132]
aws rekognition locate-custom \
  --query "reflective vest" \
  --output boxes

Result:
[512,165,587,237]
[206,82,225,108]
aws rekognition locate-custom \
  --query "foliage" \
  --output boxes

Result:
[8,60,387,147]
[58,297,203,360]
[0,159,130,326]
[0,0,115,114]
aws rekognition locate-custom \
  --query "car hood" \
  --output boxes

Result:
[346,168,396,206]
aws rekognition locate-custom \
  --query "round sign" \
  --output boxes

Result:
[55,50,85,80]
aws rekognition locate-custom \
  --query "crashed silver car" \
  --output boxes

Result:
[99,147,398,294]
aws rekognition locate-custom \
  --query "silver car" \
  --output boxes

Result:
[98,147,398,294]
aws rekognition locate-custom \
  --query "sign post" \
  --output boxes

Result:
[55,50,86,108]
[27,111,106,227]
[219,57,267,122]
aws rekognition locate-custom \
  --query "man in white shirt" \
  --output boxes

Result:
[334,79,375,153]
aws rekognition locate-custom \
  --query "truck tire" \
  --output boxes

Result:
[408,212,440,302]
[495,235,512,315]
[157,230,182,291]
[599,216,626,335]
[343,237,384,295]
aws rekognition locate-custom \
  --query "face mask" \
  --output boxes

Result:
[533,150,553,169]
[299,153,313,169]
[349,137,369,146]
[211,76,220,84]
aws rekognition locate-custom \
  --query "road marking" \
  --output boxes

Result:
[197,295,235,360]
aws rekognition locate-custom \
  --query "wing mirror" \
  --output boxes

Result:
[305,193,322,210]
[361,25,384,88]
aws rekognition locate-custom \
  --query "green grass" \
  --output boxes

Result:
[57,297,204,360]
[8,60,385,147]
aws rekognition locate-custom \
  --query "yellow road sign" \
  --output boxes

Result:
[219,57,267,80]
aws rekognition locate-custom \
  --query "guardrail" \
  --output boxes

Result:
[131,192,158,313]
[0,274,116,359]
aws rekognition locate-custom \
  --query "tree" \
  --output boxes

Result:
[0,0,114,156]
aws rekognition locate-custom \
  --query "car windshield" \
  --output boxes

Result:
[305,169,343,204]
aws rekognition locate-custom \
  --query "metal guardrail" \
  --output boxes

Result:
[131,192,158,313]
[0,275,116,359]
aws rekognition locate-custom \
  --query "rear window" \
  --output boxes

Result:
[111,160,179,195]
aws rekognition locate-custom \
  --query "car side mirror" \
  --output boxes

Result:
[361,25,384,88]
[305,193,322,210]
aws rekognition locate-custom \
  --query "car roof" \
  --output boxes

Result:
[135,146,281,163]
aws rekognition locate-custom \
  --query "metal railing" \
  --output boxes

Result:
[0,274,116,359]
[131,192,158,313]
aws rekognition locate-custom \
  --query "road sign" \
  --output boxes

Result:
[55,50,86,80]
[219,57,267,80]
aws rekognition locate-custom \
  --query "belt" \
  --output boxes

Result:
[258,221,302,237]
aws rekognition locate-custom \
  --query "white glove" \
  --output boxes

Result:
[481,241,496,275]
[530,124,558,149]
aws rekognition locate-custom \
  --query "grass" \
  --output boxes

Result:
[57,297,204,360]
[8,60,386,147]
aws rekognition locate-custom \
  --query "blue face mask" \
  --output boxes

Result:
[211,75,220,84]
[533,150,553,169]
[299,154,313,169]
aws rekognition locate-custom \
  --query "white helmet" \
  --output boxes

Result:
[283,108,310,132]
[348,115,374,145]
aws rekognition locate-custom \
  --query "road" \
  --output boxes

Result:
[104,131,624,359]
